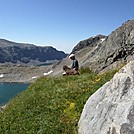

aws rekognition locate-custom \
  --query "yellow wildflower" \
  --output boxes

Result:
[95,78,101,82]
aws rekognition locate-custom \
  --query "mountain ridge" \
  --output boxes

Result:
[0,39,67,65]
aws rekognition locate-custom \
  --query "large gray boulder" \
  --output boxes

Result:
[78,60,134,134]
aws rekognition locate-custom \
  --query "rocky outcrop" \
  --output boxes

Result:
[78,60,134,134]
[51,35,107,76]
[83,20,134,72]
[51,20,134,76]
[71,35,106,54]
[0,39,67,65]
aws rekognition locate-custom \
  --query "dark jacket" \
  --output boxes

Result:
[71,59,79,71]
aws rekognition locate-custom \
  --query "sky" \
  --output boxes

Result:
[0,0,133,53]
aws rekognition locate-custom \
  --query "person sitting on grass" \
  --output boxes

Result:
[62,54,79,75]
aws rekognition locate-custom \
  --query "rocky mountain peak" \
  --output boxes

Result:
[71,34,106,54]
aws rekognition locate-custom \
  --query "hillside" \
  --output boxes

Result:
[0,68,119,133]
[0,39,67,65]
[51,20,134,76]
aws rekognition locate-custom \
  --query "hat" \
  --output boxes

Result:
[69,54,75,59]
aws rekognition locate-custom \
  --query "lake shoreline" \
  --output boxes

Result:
[0,82,30,108]
[0,65,52,111]
[0,65,51,83]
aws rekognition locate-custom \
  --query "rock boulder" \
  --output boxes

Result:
[78,61,134,134]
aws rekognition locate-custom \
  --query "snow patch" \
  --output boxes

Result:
[44,70,53,76]
[0,74,4,78]
[100,38,105,43]
[32,76,38,79]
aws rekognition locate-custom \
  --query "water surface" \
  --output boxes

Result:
[0,83,29,106]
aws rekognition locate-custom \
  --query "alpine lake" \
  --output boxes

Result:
[0,82,29,106]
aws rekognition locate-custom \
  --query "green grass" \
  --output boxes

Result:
[0,68,119,134]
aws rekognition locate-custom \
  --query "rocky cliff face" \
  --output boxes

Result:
[83,20,134,72]
[0,39,67,65]
[78,60,134,134]
[71,35,106,54]
[51,20,134,76]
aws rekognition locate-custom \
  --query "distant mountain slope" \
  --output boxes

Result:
[51,20,134,76]
[0,39,67,65]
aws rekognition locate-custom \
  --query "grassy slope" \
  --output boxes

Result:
[0,68,119,134]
